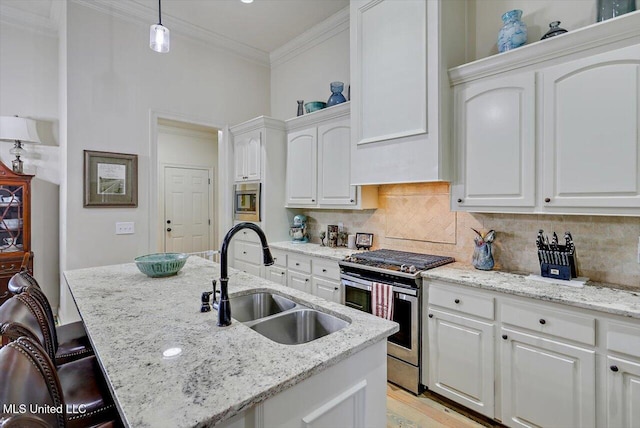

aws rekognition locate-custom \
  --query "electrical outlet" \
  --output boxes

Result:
[116,222,135,235]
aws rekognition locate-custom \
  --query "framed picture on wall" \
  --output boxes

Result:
[83,150,138,207]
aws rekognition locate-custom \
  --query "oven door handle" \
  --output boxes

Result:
[341,274,417,297]
[345,301,365,311]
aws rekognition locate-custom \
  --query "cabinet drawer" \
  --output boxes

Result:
[287,254,312,274]
[607,321,640,357]
[265,266,287,286]
[236,229,261,243]
[312,258,340,281]
[234,241,261,264]
[234,260,262,277]
[428,283,494,320]
[270,249,287,268]
[501,301,595,346]
[287,271,312,294]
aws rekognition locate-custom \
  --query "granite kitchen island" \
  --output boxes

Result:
[64,256,397,427]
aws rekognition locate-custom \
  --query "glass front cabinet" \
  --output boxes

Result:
[0,162,33,305]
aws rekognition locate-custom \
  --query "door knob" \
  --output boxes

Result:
[166,228,172,232]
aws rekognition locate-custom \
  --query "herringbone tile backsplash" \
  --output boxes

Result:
[300,183,640,289]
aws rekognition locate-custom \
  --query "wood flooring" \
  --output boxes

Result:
[386,383,503,428]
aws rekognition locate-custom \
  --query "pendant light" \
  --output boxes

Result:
[150,0,170,53]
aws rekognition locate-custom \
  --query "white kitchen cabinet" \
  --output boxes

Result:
[317,119,356,206]
[500,327,596,428]
[607,355,640,428]
[312,257,342,304]
[265,266,287,285]
[426,282,495,418]
[313,277,341,304]
[606,320,640,428]
[286,103,378,209]
[452,73,536,209]
[449,13,640,216]
[286,127,317,206]
[541,44,640,211]
[350,0,466,185]
[233,129,261,182]
[427,308,494,418]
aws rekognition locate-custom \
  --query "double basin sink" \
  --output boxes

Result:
[229,292,350,345]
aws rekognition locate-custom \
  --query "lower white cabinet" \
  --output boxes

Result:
[262,249,344,304]
[500,327,596,428]
[606,355,640,428]
[219,339,387,428]
[428,308,494,418]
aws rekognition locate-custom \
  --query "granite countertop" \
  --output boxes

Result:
[270,241,362,261]
[64,257,397,428]
[422,263,640,319]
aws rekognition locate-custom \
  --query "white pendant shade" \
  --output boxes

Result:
[150,24,170,53]
[0,116,42,144]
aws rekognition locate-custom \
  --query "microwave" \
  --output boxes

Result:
[234,183,261,222]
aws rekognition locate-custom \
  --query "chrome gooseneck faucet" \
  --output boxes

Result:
[217,222,274,327]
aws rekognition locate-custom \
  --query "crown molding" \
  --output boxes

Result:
[229,116,286,134]
[285,102,350,131]
[449,10,640,86]
[270,6,349,68]
[71,0,270,67]
[0,3,59,38]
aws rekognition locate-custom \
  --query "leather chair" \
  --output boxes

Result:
[0,336,118,428]
[7,273,92,364]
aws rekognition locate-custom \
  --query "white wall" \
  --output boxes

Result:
[270,25,350,120]
[0,21,61,312]
[59,2,270,322]
[470,0,596,60]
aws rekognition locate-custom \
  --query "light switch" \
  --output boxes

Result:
[116,222,135,235]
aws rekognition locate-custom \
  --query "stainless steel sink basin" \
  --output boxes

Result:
[229,292,296,322]
[250,309,349,345]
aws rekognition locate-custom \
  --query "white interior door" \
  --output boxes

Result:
[164,167,210,253]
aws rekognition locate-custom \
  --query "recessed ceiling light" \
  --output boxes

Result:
[241,0,254,3]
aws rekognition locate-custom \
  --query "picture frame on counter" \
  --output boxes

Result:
[355,233,373,250]
[83,150,138,208]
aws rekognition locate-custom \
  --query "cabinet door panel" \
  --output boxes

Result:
[607,355,640,428]
[453,73,535,208]
[428,308,494,418]
[354,0,426,144]
[542,44,640,208]
[234,139,247,182]
[501,328,596,428]
[287,271,312,295]
[312,277,341,304]
[318,119,356,206]
[245,132,261,181]
[286,128,317,206]
[265,266,287,286]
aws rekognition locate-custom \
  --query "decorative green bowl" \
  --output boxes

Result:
[304,101,326,113]
[134,253,189,278]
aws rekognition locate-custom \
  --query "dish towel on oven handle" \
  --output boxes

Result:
[372,282,393,320]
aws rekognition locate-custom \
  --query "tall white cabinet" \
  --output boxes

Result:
[349,0,467,185]
[286,103,378,210]
[228,117,290,274]
[450,13,640,216]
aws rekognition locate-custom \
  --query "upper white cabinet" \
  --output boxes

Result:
[234,129,261,182]
[541,44,640,211]
[350,0,467,185]
[450,12,640,216]
[286,103,378,209]
[452,73,536,209]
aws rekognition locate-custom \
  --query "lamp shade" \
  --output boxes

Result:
[0,116,42,144]
[150,24,170,53]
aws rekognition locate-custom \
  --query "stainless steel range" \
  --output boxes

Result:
[339,249,455,394]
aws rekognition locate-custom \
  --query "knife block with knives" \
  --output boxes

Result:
[536,230,577,280]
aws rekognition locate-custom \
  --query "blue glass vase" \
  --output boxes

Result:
[327,81,347,107]
[498,9,527,53]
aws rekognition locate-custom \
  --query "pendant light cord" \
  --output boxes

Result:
[158,0,162,25]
